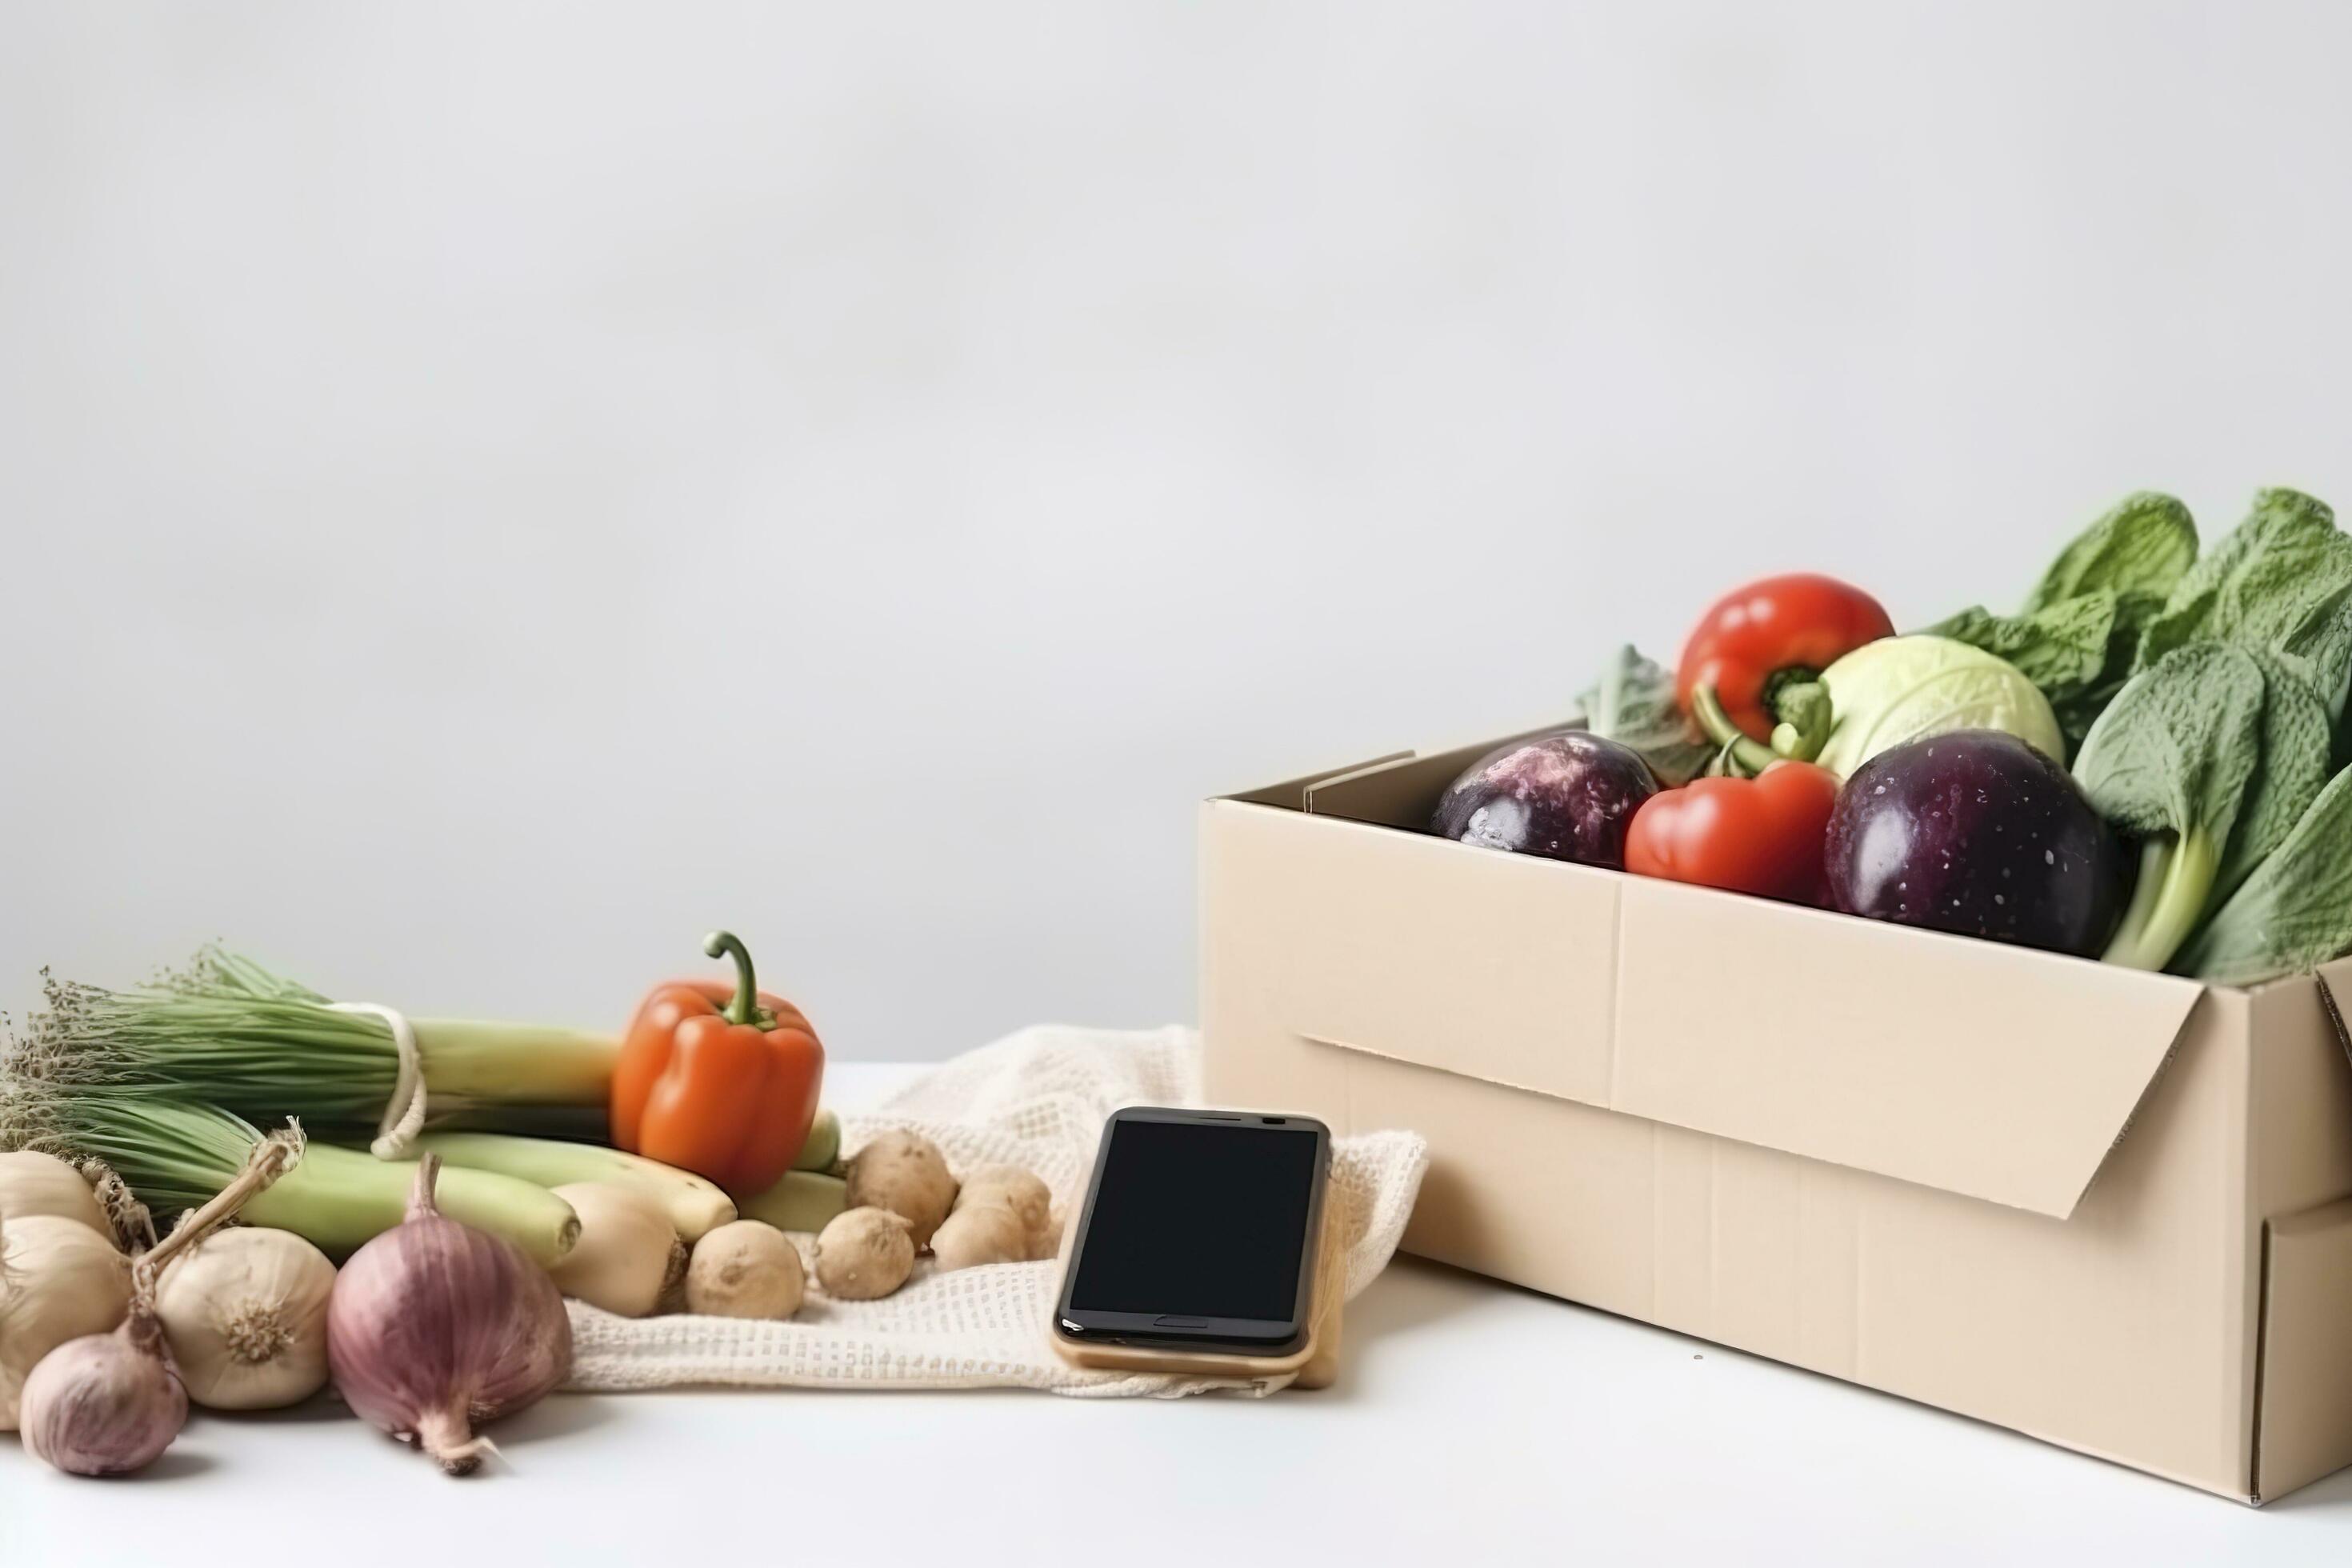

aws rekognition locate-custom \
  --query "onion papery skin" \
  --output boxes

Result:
[326,1165,570,1477]
[19,1314,188,1477]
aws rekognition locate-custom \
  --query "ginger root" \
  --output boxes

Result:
[929,1165,1055,1273]
[930,1202,1027,1273]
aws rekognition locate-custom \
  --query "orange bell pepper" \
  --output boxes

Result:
[611,931,824,1196]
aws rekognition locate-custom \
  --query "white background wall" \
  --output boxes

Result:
[6,2,2351,1058]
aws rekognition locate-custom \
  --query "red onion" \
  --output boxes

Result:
[326,1153,570,1475]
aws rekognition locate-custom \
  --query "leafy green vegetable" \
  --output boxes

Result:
[2140,489,2352,688]
[2178,763,2352,985]
[1930,594,2114,695]
[1928,493,2199,753]
[1926,592,2118,750]
[2282,580,2352,725]
[2022,491,2199,616]
[1574,644,1712,787]
[2073,645,2266,971]
[2212,651,2334,905]
[1926,486,2352,981]
[1811,634,2066,778]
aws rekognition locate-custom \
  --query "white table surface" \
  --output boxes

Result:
[6,1062,2349,1567]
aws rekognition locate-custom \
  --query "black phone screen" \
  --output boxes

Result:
[1066,1118,1320,1322]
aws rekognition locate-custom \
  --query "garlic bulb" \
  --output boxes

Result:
[0,1150,111,1235]
[326,1154,570,1475]
[547,1182,684,1318]
[18,1308,185,1476]
[0,1212,131,1430]
[16,1128,301,1476]
[154,1226,337,1410]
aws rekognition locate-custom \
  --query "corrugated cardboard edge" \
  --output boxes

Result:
[1232,751,1413,810]
[2250,1214,2274,1506]
[2249,966,2352,1505]
[1299,718,1581,816]
[2078,992,2203,1209]
[2251,1196,2352,1504]
[2319,969,2351,1073]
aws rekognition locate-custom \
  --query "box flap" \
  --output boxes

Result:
[1612,876,2209,1218]
[1242,810,1626,1108]
[2255,1197,2352,1501]
[1301,720,1578,825]
[1220,751,1412,811]
[1246,790,2210,1221]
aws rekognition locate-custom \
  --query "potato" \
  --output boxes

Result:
[842,1131,956,1248]
[685,1221,805,1319]
[813,1207,914,1301]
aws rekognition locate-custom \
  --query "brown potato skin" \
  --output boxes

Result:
[843,1132,957,1248]
[814,1208,914,1300]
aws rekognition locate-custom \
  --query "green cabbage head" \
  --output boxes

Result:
[1815,634,2066,777]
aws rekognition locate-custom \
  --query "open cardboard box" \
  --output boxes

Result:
[1201,726,2352,1503]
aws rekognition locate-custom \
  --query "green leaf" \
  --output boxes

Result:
[2213,650,2334,905]
[2141,488,2352,673]
[1930,594,2114,692]
[2076,644,2270,972]
[2022,491,2198,616]
[1574,644,1713,788]
[2179,763,2352,986]
[2278,579,2352,722]
[1926,591,2118,752]
[2074,643,2266,847]
[1925,494,2199,753]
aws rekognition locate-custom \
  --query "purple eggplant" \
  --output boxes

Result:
[1824,729,2124,957]
[1431,732,1659,870]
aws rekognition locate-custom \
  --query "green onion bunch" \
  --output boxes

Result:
[5,946,616,1123]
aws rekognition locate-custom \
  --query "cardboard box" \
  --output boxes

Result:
[1201,729,2352,1502]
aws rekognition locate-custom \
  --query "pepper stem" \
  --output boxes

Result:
[704,930,762,1027]
[1766,682,1834,765]
[1690,685,1780,778]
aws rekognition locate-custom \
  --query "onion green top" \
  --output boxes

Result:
[5,946,616,1122]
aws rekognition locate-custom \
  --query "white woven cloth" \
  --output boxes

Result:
[564,1025,1428,1398]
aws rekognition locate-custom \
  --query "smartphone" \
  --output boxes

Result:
[1054,1106,1331,1355]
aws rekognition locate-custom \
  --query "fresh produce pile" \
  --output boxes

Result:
[0,930,1054,1478]
[1434,488,2352,983]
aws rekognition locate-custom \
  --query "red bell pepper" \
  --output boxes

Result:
[1624,761,1841,904]
[610,931,824,1196]
[1675,574,1893,743]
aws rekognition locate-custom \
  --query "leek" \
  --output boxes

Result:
[794,1108,842,1174]
[0,1092,579,1267]
[406,1132,736,1241]
[736,1170,848,1234]
[7,947,616,1124]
